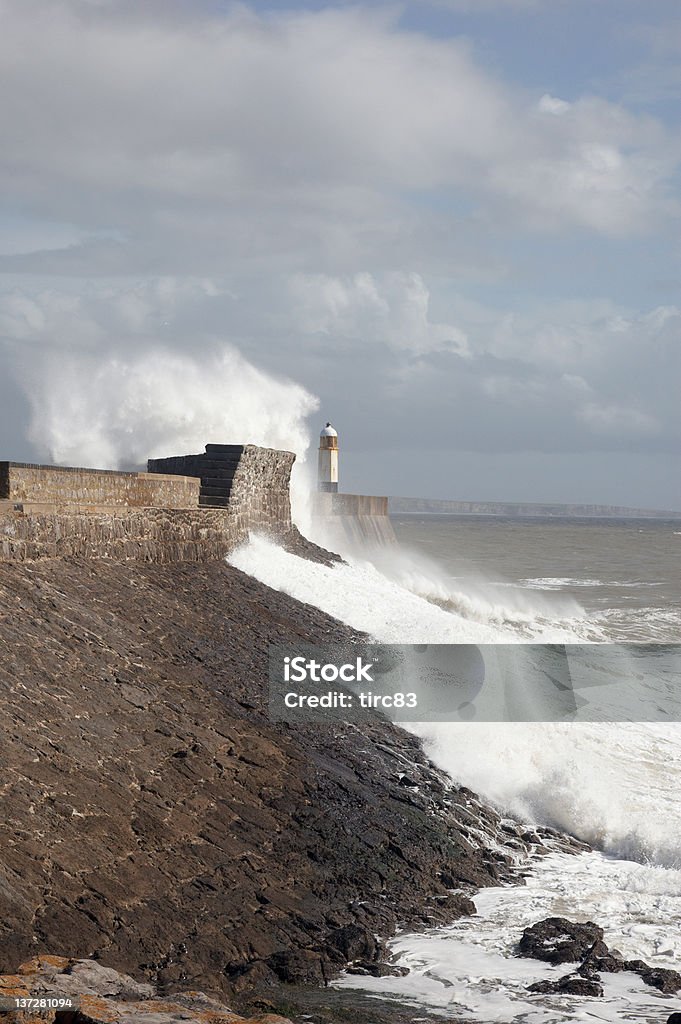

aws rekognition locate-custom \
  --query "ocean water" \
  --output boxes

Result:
[229,514,681,1023]
[390,514,681,644]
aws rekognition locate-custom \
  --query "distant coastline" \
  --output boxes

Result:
[389,496,681,519]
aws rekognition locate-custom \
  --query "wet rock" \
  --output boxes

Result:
[534,828,591,855]
[639,967,681,994]
[527,980,554,993]
[569,936,681,996]
[518,918,605,965]
[397,774,418,787]
[583,953,681,994]
[0,958,294,1024]
[266,950,327,986]
[325,925,378,964]
[625,958,652,972]
[579,954,625,975]
[439,894,477,918]
[345,961,410,978]
[0,556,584,1000]
[577,959,603,980]
[254,987,459,1024]
[528,973,603,997]
[559,975,603,997]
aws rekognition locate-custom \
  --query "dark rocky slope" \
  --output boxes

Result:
[0,554,580,1006]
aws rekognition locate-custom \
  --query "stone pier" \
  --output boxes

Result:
[0,444,298,563]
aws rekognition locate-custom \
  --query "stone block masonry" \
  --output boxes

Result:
[147,444,295,535]
[0,506,247,563]
[0,462,200,509]
[0,444,300,564]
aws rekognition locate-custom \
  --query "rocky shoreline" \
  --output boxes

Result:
[0,546,587,1020]
[519,917,681,998]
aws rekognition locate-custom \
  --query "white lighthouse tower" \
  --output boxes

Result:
[318,422,339,492]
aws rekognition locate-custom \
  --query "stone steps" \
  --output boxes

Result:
[199,494,230,507]
[199,463,239,506]
[200,485,233,497]
[200,475,238,487]
[148,446,246,509]
[198,459,241,472]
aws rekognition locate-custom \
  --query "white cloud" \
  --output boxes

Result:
[452,296,681,379]
[280,270,679,451]
[0,2,677,504]
[460,299,679,445]
[289,272,471,356]
[538,94,572,115]
[0,0,676,254]
[0,271,678,474]
[0,277,223,347]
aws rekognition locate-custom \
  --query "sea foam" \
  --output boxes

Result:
[229,533,681,868]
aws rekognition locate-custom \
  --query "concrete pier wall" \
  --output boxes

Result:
[314,491,396,547]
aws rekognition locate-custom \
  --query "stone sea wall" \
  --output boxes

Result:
[313,491,396,547]
[0,506,246,563]
[222,445,295,535]
[0,446,297,564]
[0,463,199,509]
[147,444,295,530]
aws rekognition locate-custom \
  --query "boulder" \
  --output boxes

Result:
[518,918,606,965]
[325,925,378,964]
[528,972,603,997]
[266,950,326,986]
[344,961,410,978]
[521,918,681,1001]
[639,967,681,995]
[579,954,624,976]
[0,958,295,1024]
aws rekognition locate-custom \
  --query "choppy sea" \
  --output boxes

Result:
[230,514,681,1023]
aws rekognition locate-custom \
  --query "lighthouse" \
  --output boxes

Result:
[318,422,338,492]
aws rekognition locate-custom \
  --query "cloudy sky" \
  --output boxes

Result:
[1,0,680,508]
